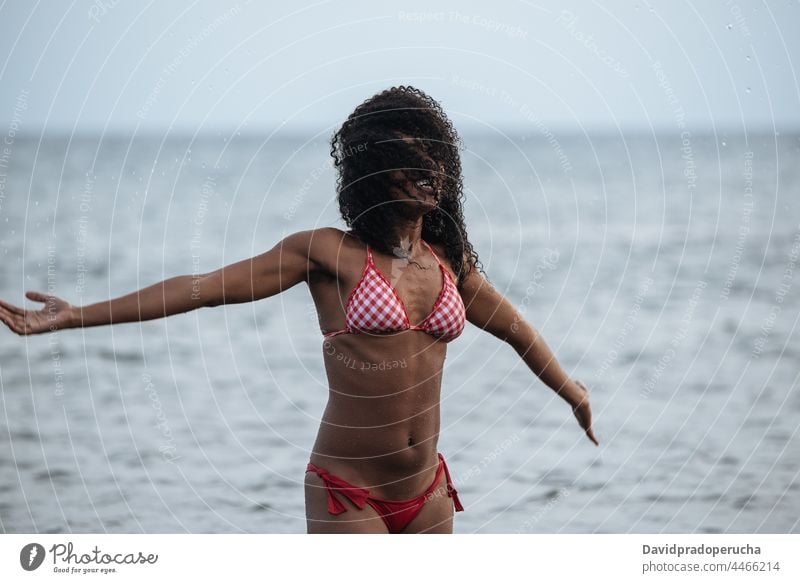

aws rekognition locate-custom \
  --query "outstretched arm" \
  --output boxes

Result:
[0,229,320,335]
[459,263,599,445]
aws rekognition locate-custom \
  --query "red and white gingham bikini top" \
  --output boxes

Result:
[323,240,466,343]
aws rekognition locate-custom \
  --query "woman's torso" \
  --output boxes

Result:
[305,228,461,498]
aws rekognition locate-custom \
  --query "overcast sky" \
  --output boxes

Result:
[1,0,797,134]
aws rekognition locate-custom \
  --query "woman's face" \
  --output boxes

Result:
[388,168,439,208]
[387,135,444,213]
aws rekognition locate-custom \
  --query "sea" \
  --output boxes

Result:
[1,130,798,533]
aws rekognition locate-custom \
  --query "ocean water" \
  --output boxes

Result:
[0,131,798,533]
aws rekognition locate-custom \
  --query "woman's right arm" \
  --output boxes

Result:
[0,229,324,335]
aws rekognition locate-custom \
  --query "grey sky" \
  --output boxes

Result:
[1,0,797,134]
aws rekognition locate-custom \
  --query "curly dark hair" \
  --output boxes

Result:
[330,85,484,288]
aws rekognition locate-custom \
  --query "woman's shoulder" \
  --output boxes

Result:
[308,227,362,249]
[290,227,364,273]
[285,227,351,244]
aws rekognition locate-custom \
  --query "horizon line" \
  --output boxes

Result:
[6,125,799,140]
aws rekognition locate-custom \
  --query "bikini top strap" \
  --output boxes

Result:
[361,245,375,271]
[421,240,444,268]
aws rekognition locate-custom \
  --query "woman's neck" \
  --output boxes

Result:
[391,219,424,254]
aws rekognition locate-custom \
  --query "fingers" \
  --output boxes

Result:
[0,298,25,315]
[25,290,50,304]
[0,305,43,335]
[1,308,54,335]
[1,297,33,334]
[0,311,26,335]
[571,380,598,445]
[577,415,599,446]
[0,305,18,325]
[586,427,599,446]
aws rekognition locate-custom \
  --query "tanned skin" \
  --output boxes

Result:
[0,172,598,534]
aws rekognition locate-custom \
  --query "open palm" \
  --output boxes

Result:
[0,291,73,335]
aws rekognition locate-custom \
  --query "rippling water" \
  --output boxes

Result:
[1,131,798,533]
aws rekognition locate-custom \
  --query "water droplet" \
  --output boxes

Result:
[745,55,751,62]
[745,87,751,94]
[726,23,733,30]
[721,141,727,147]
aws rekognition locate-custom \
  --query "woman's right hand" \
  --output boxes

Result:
[0,291,74,335]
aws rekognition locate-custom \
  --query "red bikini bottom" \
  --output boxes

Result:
[306,452,464,533]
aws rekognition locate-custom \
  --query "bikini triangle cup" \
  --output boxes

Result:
[323,240,465,342]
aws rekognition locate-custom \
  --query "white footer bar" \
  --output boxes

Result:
[1,534,797,582]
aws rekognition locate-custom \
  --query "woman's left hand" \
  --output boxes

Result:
[571,380,599,446]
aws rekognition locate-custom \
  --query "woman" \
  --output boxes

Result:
[0,86,598,534]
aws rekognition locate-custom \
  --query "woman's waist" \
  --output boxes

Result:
[308,435,441,499]
[318,394,440,435]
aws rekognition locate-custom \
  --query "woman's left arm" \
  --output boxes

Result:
[459,265,599,445]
